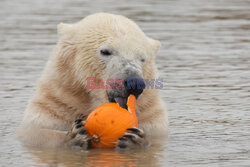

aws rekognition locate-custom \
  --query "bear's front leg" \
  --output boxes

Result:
[64,118,91,149]
[115,127,149,150]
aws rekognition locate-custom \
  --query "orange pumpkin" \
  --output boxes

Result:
[85,94,138,148]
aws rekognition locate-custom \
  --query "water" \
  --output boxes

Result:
[0,0,250,166]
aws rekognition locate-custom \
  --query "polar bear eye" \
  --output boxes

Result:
[139,54,146,63]
[100,49,112,56]
[140,58,145,63]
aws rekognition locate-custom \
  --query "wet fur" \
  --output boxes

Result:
[17,13,168,149]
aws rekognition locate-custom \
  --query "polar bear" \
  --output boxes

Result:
[17,13,168,150]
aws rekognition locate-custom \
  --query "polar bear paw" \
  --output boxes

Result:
[115,128,149,150]
[65,118,91,150]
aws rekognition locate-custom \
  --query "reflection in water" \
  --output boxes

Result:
[0,0,250,166]
[27,140,165,167]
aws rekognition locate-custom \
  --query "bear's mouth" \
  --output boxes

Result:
[109,96,128,109]
[114,97,128,109]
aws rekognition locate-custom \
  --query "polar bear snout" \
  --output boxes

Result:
[107,76,145,109]
[124,77,145,98]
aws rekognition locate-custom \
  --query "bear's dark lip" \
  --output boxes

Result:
[109,96,128,109]
[114,97,128,109]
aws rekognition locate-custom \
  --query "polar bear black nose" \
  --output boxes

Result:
[124,77,145,98]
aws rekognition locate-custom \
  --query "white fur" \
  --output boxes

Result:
[17,13,168,148]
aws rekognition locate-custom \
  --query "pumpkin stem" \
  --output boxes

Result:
[127,94,138,127]
[127,94,136,114]
[92,134,100,143]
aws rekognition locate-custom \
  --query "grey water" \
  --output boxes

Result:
[0,0,250,166]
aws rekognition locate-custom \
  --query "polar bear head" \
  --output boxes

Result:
[56,13,160,108]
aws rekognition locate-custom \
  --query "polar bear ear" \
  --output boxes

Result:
[57,23,75,40]
[148,37,161,55]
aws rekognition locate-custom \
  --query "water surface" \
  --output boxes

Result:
[0,0,250,166]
